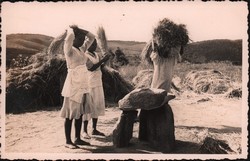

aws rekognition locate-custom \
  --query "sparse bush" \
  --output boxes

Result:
[112,47,129,68]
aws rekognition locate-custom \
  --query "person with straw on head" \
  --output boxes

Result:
[59,25,97,149]
[142,18,189,93]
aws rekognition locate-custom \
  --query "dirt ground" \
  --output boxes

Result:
[3,91,243,159]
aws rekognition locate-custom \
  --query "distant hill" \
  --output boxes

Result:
[5,33,242,67]
[6,34,54,66]
[183,39,242,64]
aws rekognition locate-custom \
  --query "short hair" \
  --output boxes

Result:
[70,25,97,52]
[88,39,97,53]
[70,25,88,49]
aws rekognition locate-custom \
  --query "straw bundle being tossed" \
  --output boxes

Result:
[47,30,67,56]
[141,18,189,64]
[96,26,109,54]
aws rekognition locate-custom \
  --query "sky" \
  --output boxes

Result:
[1,1,248,42]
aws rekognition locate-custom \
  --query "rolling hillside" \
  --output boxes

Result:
[5,34,242,67]
[183,39,242,64]
[6,34,54,66]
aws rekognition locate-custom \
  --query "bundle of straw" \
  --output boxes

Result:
[96,26,109,55]
[141,39,153,65]
[153,18,189,52]
[141,18,189,64]
[47,30,67,55]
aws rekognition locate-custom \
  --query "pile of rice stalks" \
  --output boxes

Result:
[132,69,153,88]
[141,18,189,64]
[132,69,182,95]
[101,66,134,103]
[6,52,67,113]
[183,70,231,94]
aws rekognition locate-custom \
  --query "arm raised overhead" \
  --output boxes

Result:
[63,28,75,56]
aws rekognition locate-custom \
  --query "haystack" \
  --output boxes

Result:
[132,69,182,94]
[183,70,231,94]
[132,69,153,88]
[6,29,133,113]
[6,53,66,113]
[101,66,134,103]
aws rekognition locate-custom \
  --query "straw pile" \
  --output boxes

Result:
[183,70,231,94]
[101,66,134,103]
[6,52,67,113]
[141,18,189,64]
[47,31,67,56]
[132,69,181,95]
[132,69,153,88]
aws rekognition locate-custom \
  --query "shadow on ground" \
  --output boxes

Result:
[176,125,241,133]
[87,125,241,154]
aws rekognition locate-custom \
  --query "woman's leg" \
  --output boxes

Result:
[74,115,90,145]
[75,115,82,140]
[92,118,105,136]
[92,118,98,131]
[83,120,89,133]
[82,120,91,139]
[65,118,73,144]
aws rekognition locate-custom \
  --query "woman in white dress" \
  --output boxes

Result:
[82,42,110,139]
[60,25,96,148]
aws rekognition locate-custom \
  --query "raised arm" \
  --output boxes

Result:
[85,52,110,71]
[150,51,159,65]
[63,28,75,56]
[79,32,95,53]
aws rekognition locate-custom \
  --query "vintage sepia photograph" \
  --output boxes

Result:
[0,1,248,160]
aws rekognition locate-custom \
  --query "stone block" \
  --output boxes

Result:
[113,110,138,148]
[139,104,175,153]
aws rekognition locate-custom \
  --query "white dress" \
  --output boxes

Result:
[60,29,95,120]
[60,64,90,120]
[83,52,105,120]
